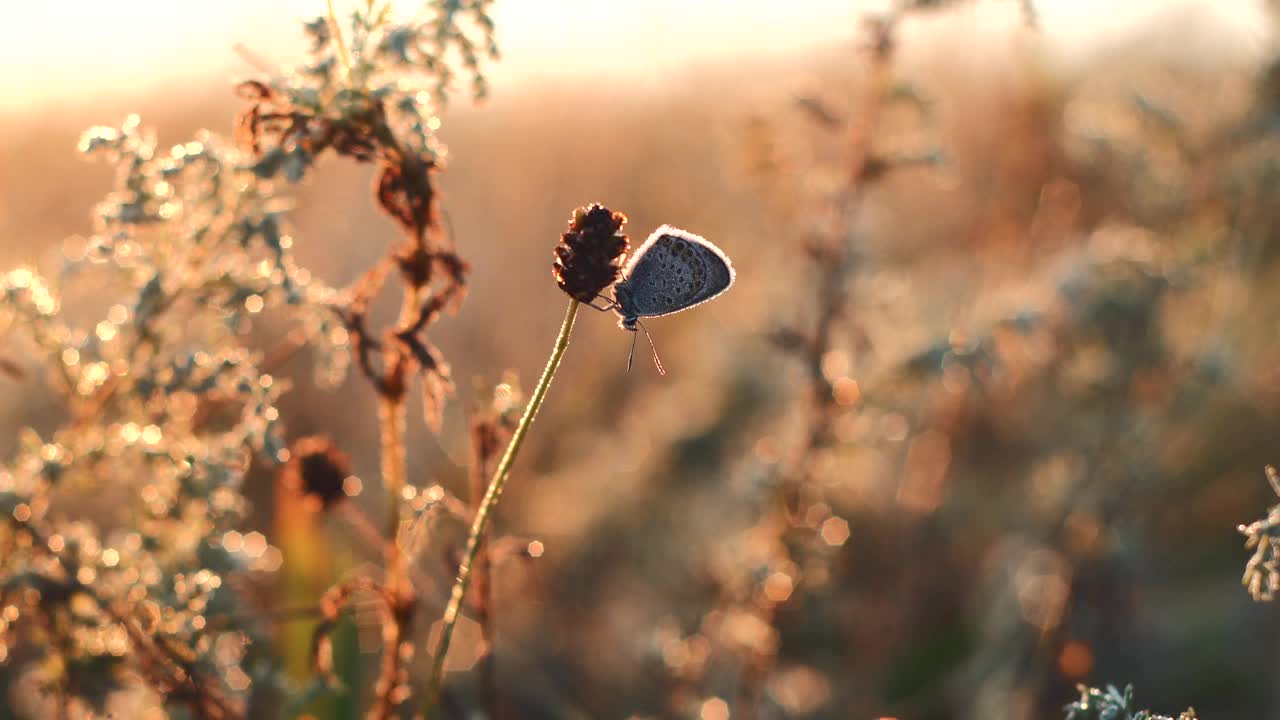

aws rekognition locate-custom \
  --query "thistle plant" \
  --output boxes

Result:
[423,203,630,713]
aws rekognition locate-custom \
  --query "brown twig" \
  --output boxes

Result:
[738,11,902,718]
[237,25,470,715]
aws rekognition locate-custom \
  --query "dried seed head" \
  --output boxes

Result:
[552,204,630,302]
[279,435,352,511]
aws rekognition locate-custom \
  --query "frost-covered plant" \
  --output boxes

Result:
[0,1,497,717]
[1239,465,1280,601]
[0,111,341,719]
[1064,684,1197,720]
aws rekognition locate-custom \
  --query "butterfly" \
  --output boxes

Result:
[589,225,735,374]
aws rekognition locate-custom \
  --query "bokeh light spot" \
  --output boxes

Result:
[700,697,730,720]
[343,475,363,497]
[1058,640,1094,679]
[833,377,861,406]
[763,571,794,603]
[820,517,850,546]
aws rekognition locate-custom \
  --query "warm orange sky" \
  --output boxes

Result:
[1,0,1272,113]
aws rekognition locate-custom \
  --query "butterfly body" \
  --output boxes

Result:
[612,225,735,331]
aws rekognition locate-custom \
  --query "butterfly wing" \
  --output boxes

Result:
[686,232,735,305]
[615,226,735,320]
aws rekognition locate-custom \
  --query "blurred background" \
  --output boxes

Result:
[4,1,1280,718]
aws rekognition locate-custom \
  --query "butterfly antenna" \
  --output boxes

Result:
[637,320,666,375]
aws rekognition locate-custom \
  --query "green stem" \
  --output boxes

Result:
[423,299,580,714]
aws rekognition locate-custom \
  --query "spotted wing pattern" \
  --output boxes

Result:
[615,225,735,321]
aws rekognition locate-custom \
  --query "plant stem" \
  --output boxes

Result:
[379,394,408,590]
[370,395,408,720]
[370,281,422,719]
[325,0,354,76]
[470,437,499,720]
[424,298,580,714]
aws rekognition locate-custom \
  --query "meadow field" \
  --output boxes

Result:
[2,2,1279,718]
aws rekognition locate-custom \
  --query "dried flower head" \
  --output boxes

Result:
[280,435,353,511]
[552,204,630,302]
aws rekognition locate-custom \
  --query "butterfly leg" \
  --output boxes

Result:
[584,293,617,313]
